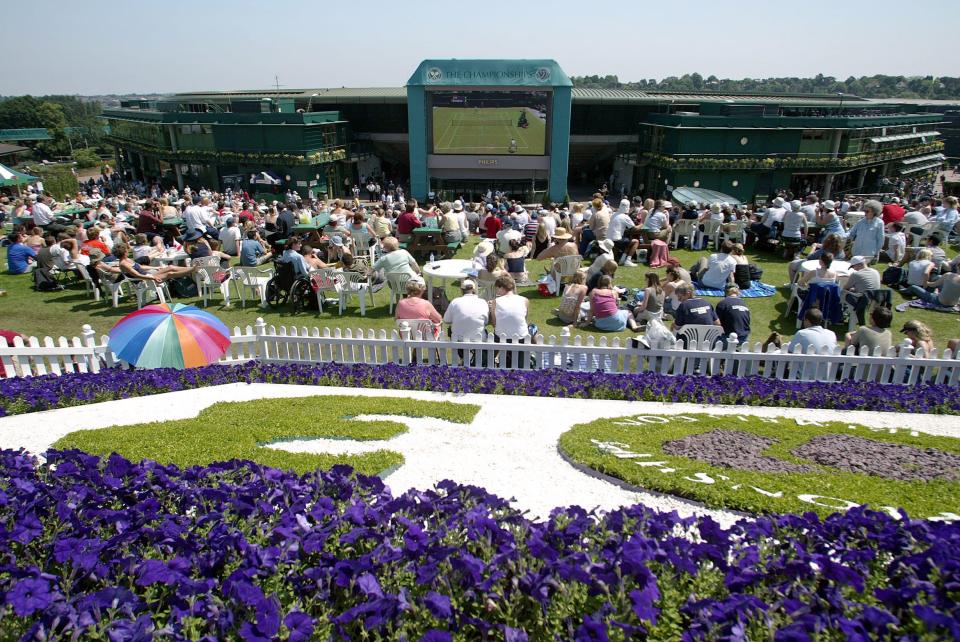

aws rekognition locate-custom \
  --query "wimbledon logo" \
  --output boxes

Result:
[535,67,551,82]
[426,67,442,82]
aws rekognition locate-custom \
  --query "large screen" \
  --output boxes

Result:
[431,90,549,156]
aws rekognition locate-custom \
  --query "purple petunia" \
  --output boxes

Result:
[6,577,53,617]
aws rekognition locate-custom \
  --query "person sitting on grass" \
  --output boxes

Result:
[632,272,665,325]
[587,259,618,294]
[844,305,893,354]
[903,267,960,309]
[587,274,638,332]
[899,319,935,355]
[692,240,737,290]
[555,270,588,325]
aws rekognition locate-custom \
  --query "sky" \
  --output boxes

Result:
[3,0,958,96]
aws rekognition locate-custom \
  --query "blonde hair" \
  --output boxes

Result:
[902,320,933,342]
[917,249,933,261]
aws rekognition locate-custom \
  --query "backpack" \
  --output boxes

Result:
[170,277,198,298]
[882,265,906,287]
[33,267,61,291]
[748,264,764,282]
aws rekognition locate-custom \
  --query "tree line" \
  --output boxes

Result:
[570,73,960,99]
[0,95,105,167]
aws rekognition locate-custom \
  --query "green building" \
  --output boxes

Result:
[101,60,950,203]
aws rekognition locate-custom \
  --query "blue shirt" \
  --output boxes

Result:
[240,239,264,266]
[6,243,37,274]
[849,217,885,259]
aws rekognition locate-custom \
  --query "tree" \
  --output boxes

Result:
[0,96,44,129]
[36,102,70,157]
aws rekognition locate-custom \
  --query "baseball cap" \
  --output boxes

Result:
[460,279,477,291]
[331,235,344,247]
[849,256,867,267]
[822,200,836,211]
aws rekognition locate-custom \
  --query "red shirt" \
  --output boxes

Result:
[0,330,23,378]
[881,204,905,225]
[238,210,255,224]
[396,211,422,235]
[484,216,503,239]
[82,239,110,256]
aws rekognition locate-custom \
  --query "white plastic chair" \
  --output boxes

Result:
[676,324,724,349]
[133,279,170,309]
[670,219,698,249]
[694,220,722,250]
[193,256,231,307]
[396,318,440,341]
[310,268,341,312]
[231,266,274,308]
[337,271,373,316]
[351,230,378,262]
[386,272,412,314]
[96,265,129,307]
[550,255,582,285]
[720,219,748,246]
[75,264,100,301]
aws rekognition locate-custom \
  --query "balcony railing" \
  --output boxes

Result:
[641,142,945,171]
[103,136,348,165]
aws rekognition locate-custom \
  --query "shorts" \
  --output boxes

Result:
[594,309,629,332]
[613,238,633,251]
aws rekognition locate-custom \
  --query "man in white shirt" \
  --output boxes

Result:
[32,195,55,228]
[608,199,641,266]
[218,217,242,256]
[183,197,215,238]
[787,308,838,380]
[452,200,469,239]
[932,196,959,234]
[444,279,489,342]
[695,240,738,289]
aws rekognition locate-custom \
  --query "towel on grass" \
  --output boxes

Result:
[895,299,960,313]
[694,280,777,298]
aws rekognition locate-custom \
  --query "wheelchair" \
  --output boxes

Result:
[264,259,312,313]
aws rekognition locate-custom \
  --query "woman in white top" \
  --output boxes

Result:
[906,249,935,287]
[489,274,529,340]
[799,252,837,287]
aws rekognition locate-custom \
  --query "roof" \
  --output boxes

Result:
[0,143,29,156]
[164,87,958,111]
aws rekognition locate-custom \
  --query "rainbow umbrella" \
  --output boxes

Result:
[108,303,232,369]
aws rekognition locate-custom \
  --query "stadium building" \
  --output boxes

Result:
[102,59,952,204]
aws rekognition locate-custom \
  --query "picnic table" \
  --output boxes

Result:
[422,259,474,300]
[160,218,184,228]
[406,227,459,260]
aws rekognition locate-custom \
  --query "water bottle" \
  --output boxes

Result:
[429,252,435,264]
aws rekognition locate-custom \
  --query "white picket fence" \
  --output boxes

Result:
[2,318,959,386]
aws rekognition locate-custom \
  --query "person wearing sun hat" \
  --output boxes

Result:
[586,238,616,280]
[536,227,578,260]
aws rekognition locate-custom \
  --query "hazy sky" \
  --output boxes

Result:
[4,0,958,95]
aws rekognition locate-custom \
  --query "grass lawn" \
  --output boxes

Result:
[54,395,479,476]
[559,412,960,518]
[432,106,546,155]
[1,233,958,347]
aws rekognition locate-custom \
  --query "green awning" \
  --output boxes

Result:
[0,162,38,187]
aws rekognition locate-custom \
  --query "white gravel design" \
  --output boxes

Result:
[2,383,959,527]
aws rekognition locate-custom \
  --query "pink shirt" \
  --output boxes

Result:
[395,297,442,324]
[591,290,619,318]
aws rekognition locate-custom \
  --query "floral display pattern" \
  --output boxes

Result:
[0,449,958,641]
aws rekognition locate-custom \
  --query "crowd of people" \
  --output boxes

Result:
[2,173,959,361]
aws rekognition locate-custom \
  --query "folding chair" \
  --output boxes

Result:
[385,273,412,314]
[192,256,231,307]
[231,266,274,308]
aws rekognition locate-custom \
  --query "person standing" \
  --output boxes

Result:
[848,200,885,260]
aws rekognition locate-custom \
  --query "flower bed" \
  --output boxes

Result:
[0,449,957,640]
[560,413,960,518]
[2,362,959,417]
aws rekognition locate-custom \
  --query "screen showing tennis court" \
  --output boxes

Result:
[431,91,549,155]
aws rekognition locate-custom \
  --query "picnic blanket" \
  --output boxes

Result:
[694,280,777,298]
[896,299,960,313]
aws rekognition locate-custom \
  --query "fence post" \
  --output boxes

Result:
[81,324,100,373]
[254,317,268,361]
[397,321,411,365]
